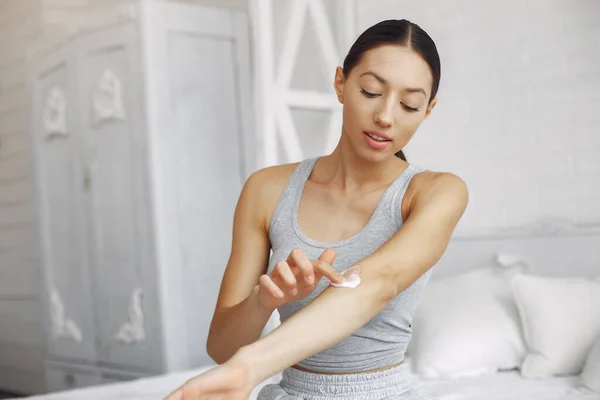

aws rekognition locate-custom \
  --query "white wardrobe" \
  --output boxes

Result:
[30,0,253,392]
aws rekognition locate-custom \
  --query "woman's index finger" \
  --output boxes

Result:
[312,260,346,283]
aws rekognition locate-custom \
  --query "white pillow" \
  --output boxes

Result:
[408,254,528,379]
[581,334,600,393]
[511,274,600,378]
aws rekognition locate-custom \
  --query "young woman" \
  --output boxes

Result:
[167,19,468,400]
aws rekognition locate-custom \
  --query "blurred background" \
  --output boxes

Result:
[0,0,598,397]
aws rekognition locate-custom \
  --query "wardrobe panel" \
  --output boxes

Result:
[78,28,157,371]
[168,32,244,365]
[33,52,97,362]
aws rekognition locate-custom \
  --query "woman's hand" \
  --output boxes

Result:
[164,357,253,400]
[257,248,346,310]
[165,249,346,399]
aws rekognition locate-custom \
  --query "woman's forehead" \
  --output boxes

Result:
[355,45,433,90]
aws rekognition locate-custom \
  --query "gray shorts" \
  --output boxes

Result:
[256,363,433,400]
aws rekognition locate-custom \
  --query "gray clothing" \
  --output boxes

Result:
[266,157,434,373]
[257,362,433,399]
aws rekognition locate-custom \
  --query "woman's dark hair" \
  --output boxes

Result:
[342,19,441,161]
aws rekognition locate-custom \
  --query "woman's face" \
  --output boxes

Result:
[334,44,437,162]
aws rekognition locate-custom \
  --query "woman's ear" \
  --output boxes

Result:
[333,66,345,104]
[424,97,438,120]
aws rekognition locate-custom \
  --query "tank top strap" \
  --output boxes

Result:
[387,163,427,228]
[268,157,318,235]
[294,157,319,185]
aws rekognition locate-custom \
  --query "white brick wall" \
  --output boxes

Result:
[0,0,46,394]
[356,0,600,236]
[0,0,137,394]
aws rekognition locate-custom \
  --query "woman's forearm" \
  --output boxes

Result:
[232,265,395,385]
[207,285,275,364]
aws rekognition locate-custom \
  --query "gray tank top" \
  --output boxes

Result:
[266,157,434,373]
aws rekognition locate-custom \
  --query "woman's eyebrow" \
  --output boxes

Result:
[360,71,388,84]
[359,71,427,97]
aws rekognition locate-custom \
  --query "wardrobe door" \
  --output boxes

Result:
[166,4,248,367]
[32,45,97,362]
[144,1,251,367]
[77,24,160,372]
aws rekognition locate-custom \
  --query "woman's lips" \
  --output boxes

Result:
[363,131,392,150]
[364,130,392,141]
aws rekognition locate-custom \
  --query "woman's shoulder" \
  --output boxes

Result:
[241,161,305,222]
[409,166,466,189]
[245,161,302,195]
[409,165,461,182]
[405,166,468,209]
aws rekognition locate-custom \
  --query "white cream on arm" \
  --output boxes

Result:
[329,265,361,288]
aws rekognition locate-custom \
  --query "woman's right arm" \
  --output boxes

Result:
[205,168,279,365]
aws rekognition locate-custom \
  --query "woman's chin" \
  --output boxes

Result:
[355,146,395,163]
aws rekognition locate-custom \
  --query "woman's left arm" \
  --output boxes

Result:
[236,172,469,385]
[166,173,468,399]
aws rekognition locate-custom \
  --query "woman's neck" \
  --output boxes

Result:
[316,144,406,195]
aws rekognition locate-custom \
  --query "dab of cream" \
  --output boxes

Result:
[330,265,361,288]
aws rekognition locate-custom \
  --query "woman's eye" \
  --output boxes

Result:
[360,89,420,112]
[360,89,379,98]
[402,104,420,112]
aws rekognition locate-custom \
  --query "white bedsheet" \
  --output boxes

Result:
[15,364,600,400]
[417,370,599,400]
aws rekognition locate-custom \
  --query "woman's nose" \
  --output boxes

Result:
[374,106,393,127]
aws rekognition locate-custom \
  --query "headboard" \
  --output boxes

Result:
[433,223,600,280]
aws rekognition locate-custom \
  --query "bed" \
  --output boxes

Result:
[11,359,599,400]
[9,365,600,400]
[13,224,600,400]
[418,368,598,400]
